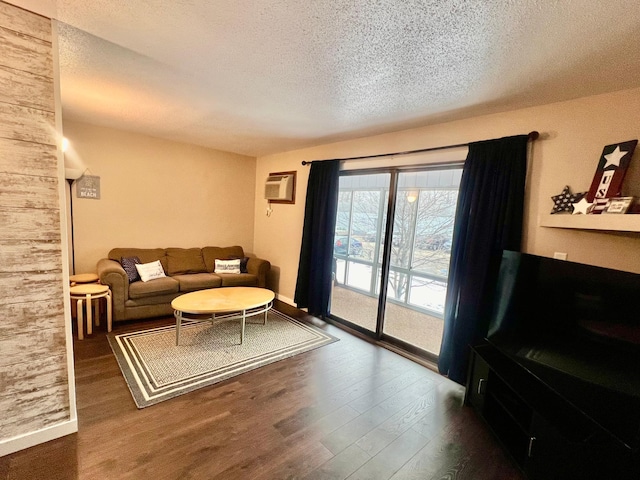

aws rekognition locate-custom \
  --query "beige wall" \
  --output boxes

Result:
[62,121,257,273]
[254,87,640,304]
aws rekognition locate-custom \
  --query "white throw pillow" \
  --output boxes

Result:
[214,259,241,274]
[135,260,166,282]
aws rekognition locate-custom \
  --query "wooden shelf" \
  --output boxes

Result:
[539,214,640,232]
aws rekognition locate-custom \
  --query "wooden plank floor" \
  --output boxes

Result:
[1,301,524,479]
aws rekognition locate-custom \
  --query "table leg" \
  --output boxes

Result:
[106,292,112,333]
[85,293,93,335]
[175,310,182,346]
[77,298,84,340]
[240,309,246,344]
[94,298,100,327]
[264,307,268,325]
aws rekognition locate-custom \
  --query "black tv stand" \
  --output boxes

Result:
[465,343,639,479]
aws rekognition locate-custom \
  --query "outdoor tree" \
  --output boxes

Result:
[337,188,457,302]
[388,189,456,300]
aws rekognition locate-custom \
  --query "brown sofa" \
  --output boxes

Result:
[97,246,270,322]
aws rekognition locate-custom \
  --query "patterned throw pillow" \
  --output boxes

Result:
[121,256,141,283]
[214,259,241,274]
[226,256,249,273]
[135,260,167,282]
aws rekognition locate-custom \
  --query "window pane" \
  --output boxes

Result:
[386,269,408,302]
[331,173,390,333]
[412,188,457,277]
[335,191,352,235]
[390,190,416,269]
[334,258,346,285]
[346,261,372,291]
[383,168,462,356]
[408,276,447,313]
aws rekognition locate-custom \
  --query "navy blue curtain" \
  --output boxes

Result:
[438,135,529,385]
[294,160,340,317]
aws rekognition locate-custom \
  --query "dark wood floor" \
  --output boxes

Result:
[1,301,523,480]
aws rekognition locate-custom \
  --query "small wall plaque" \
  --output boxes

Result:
[602,196,635,214]
[586,140,638,202]
[77,175,101,199]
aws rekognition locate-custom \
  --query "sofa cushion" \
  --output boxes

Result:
[109,248,168,272]
[173,273,222,292]
[166,248,207,275]
[129,276,179,299]
[202,246,245,273]
[125,293,181,307]
[218,273,258,287]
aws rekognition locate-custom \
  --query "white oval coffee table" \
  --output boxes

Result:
[171,287,275,345]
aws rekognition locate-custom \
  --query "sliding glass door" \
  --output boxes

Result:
[330,167,462,359]
[331,173,389,332]
[381,170,460,356]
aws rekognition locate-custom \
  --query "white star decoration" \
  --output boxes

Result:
[603,146,627,169]
[572,197,593,215]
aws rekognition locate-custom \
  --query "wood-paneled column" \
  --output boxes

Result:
[0,1,76,455]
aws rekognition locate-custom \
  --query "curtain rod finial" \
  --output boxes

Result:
[528,131,539,140]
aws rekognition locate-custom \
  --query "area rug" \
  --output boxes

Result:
[108,310,338,408]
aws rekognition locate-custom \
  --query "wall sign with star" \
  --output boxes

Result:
[586,140,638,203]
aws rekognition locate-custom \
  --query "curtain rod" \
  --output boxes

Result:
[301,131,539,166]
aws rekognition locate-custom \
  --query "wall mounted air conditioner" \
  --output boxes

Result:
[264,173,294,201]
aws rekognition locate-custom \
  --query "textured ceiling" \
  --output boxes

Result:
[45,1,640,156]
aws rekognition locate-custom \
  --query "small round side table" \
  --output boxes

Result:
[70,284,112,340]
[69,273,99,286]
[69,273,99,319]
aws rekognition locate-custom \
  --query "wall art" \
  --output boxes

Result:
[586,140,637,202]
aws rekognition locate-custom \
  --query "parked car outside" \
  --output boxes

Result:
[415,235,452,251]
[334,236,363,256]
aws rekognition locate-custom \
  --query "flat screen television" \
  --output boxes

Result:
[486,250,640,452]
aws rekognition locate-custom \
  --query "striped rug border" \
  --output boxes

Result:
[108,310,338,408]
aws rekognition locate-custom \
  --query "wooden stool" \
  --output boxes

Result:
[69,273,100,321]
[70,284,112,340]
[69,272,99,286]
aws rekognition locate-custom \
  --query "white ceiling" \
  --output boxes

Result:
[35,1,640,156]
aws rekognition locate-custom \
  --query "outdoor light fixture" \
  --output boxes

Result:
[407,191,419,203]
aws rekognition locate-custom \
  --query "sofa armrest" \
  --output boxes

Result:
[97,258,128,320]
[246,257,271,288]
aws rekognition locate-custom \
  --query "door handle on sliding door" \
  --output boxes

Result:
[477,378,487,395]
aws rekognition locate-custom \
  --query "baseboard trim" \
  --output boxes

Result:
[275,293,295,306]
[0,419,78,457]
